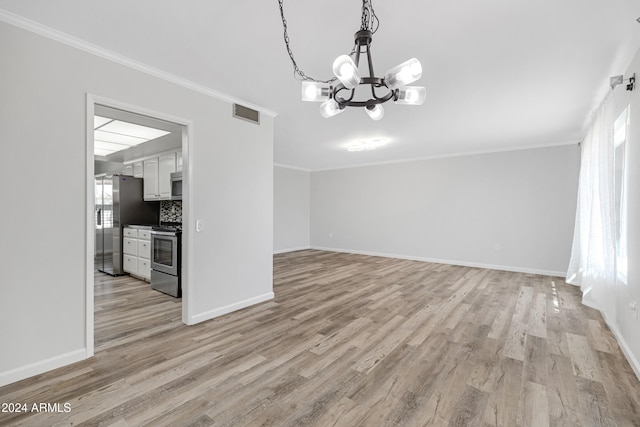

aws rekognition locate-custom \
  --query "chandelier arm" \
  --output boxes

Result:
[365,41,376,79]
[353,45,362,68]
[361,77,395,103]
[336,95,393,108]
[333,79,396,108]
[333,85,356,105]
[370,85,395,103]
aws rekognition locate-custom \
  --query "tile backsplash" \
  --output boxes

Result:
[160,200,182,223]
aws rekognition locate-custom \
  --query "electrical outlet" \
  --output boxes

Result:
[630,301,639,321]
[494,243,501,252]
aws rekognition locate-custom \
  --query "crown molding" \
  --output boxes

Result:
[310,140,580,172]
[273,163,311,173]
[0,8,277,118]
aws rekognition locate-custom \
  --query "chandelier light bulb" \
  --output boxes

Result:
[319,99,344,118]
[384,58,423,90]
[365,104,384,121]
[395,86,426,105]
[340,63,355,79]
[332,55,361,89]
[301,82,330,102]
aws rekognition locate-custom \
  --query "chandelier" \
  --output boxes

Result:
[278,0,426,120]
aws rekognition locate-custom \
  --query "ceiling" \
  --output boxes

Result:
[93,116,171,157]
[93,105,183,163]
[1,0,639,170]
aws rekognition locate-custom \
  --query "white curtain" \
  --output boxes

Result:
[566,92,617,317]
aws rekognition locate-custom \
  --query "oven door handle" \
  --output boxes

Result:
[151,230,178,237]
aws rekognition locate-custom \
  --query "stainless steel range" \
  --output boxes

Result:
[150,223,182,297]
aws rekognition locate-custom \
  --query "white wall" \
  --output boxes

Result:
[611,48,640,376]
[311,145,580,276]
[0,20,273,386]
[274,165,310,253]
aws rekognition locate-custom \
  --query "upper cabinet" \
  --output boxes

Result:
[143,158,159,200]
[143,151,181,201]
[122,160,144,178]
[133,161,144,178]
[158,153,177,200]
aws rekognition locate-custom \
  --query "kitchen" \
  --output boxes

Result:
[94,104,185,299]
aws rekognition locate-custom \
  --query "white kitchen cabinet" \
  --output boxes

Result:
[123,228,138,238]
[122,227,151,280]
[143,158,159,200]
[123,255,138,274]
[158,153,176,199]
[137,231,152,280]
[123,228,138,276]
[133,161,144,178]
[138,259,150,279]
[123,237,137,256]
[143,153,178,201]
[122,164,134,176]
[138,239,150,260]
[176,154,183,172]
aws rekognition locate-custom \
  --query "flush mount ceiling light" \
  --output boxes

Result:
[278,0,426,120]
[347,138,389,152]
[93,116,170,157]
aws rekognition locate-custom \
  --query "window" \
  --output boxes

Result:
[614,106,629,284]
[95,180,113,229]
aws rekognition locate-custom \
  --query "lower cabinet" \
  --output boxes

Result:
[123,227,152,281]
[123,254,138,274]
[137,229,152,279]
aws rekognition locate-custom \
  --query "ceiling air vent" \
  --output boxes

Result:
[233,104,260,125]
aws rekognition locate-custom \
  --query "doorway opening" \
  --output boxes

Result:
[86,95,191,357]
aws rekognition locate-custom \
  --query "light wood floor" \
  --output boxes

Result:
[1,250,639,426]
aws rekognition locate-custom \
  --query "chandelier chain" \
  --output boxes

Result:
[278,0,370,83]
[360,0,379,33]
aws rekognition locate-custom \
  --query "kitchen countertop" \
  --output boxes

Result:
[124,224,154,230]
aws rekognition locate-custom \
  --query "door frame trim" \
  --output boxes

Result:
[85,94,194,356]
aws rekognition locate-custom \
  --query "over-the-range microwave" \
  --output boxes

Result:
[170,172,182,200]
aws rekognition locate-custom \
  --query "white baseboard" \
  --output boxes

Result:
[606,319,640,381]
[0,348,88,388]
[310,246,567,277]
[273,246,311,255]
[584,301,640,381]
[187,292,275,325]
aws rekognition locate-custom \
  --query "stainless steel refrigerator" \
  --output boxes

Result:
[95,175,160,275]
